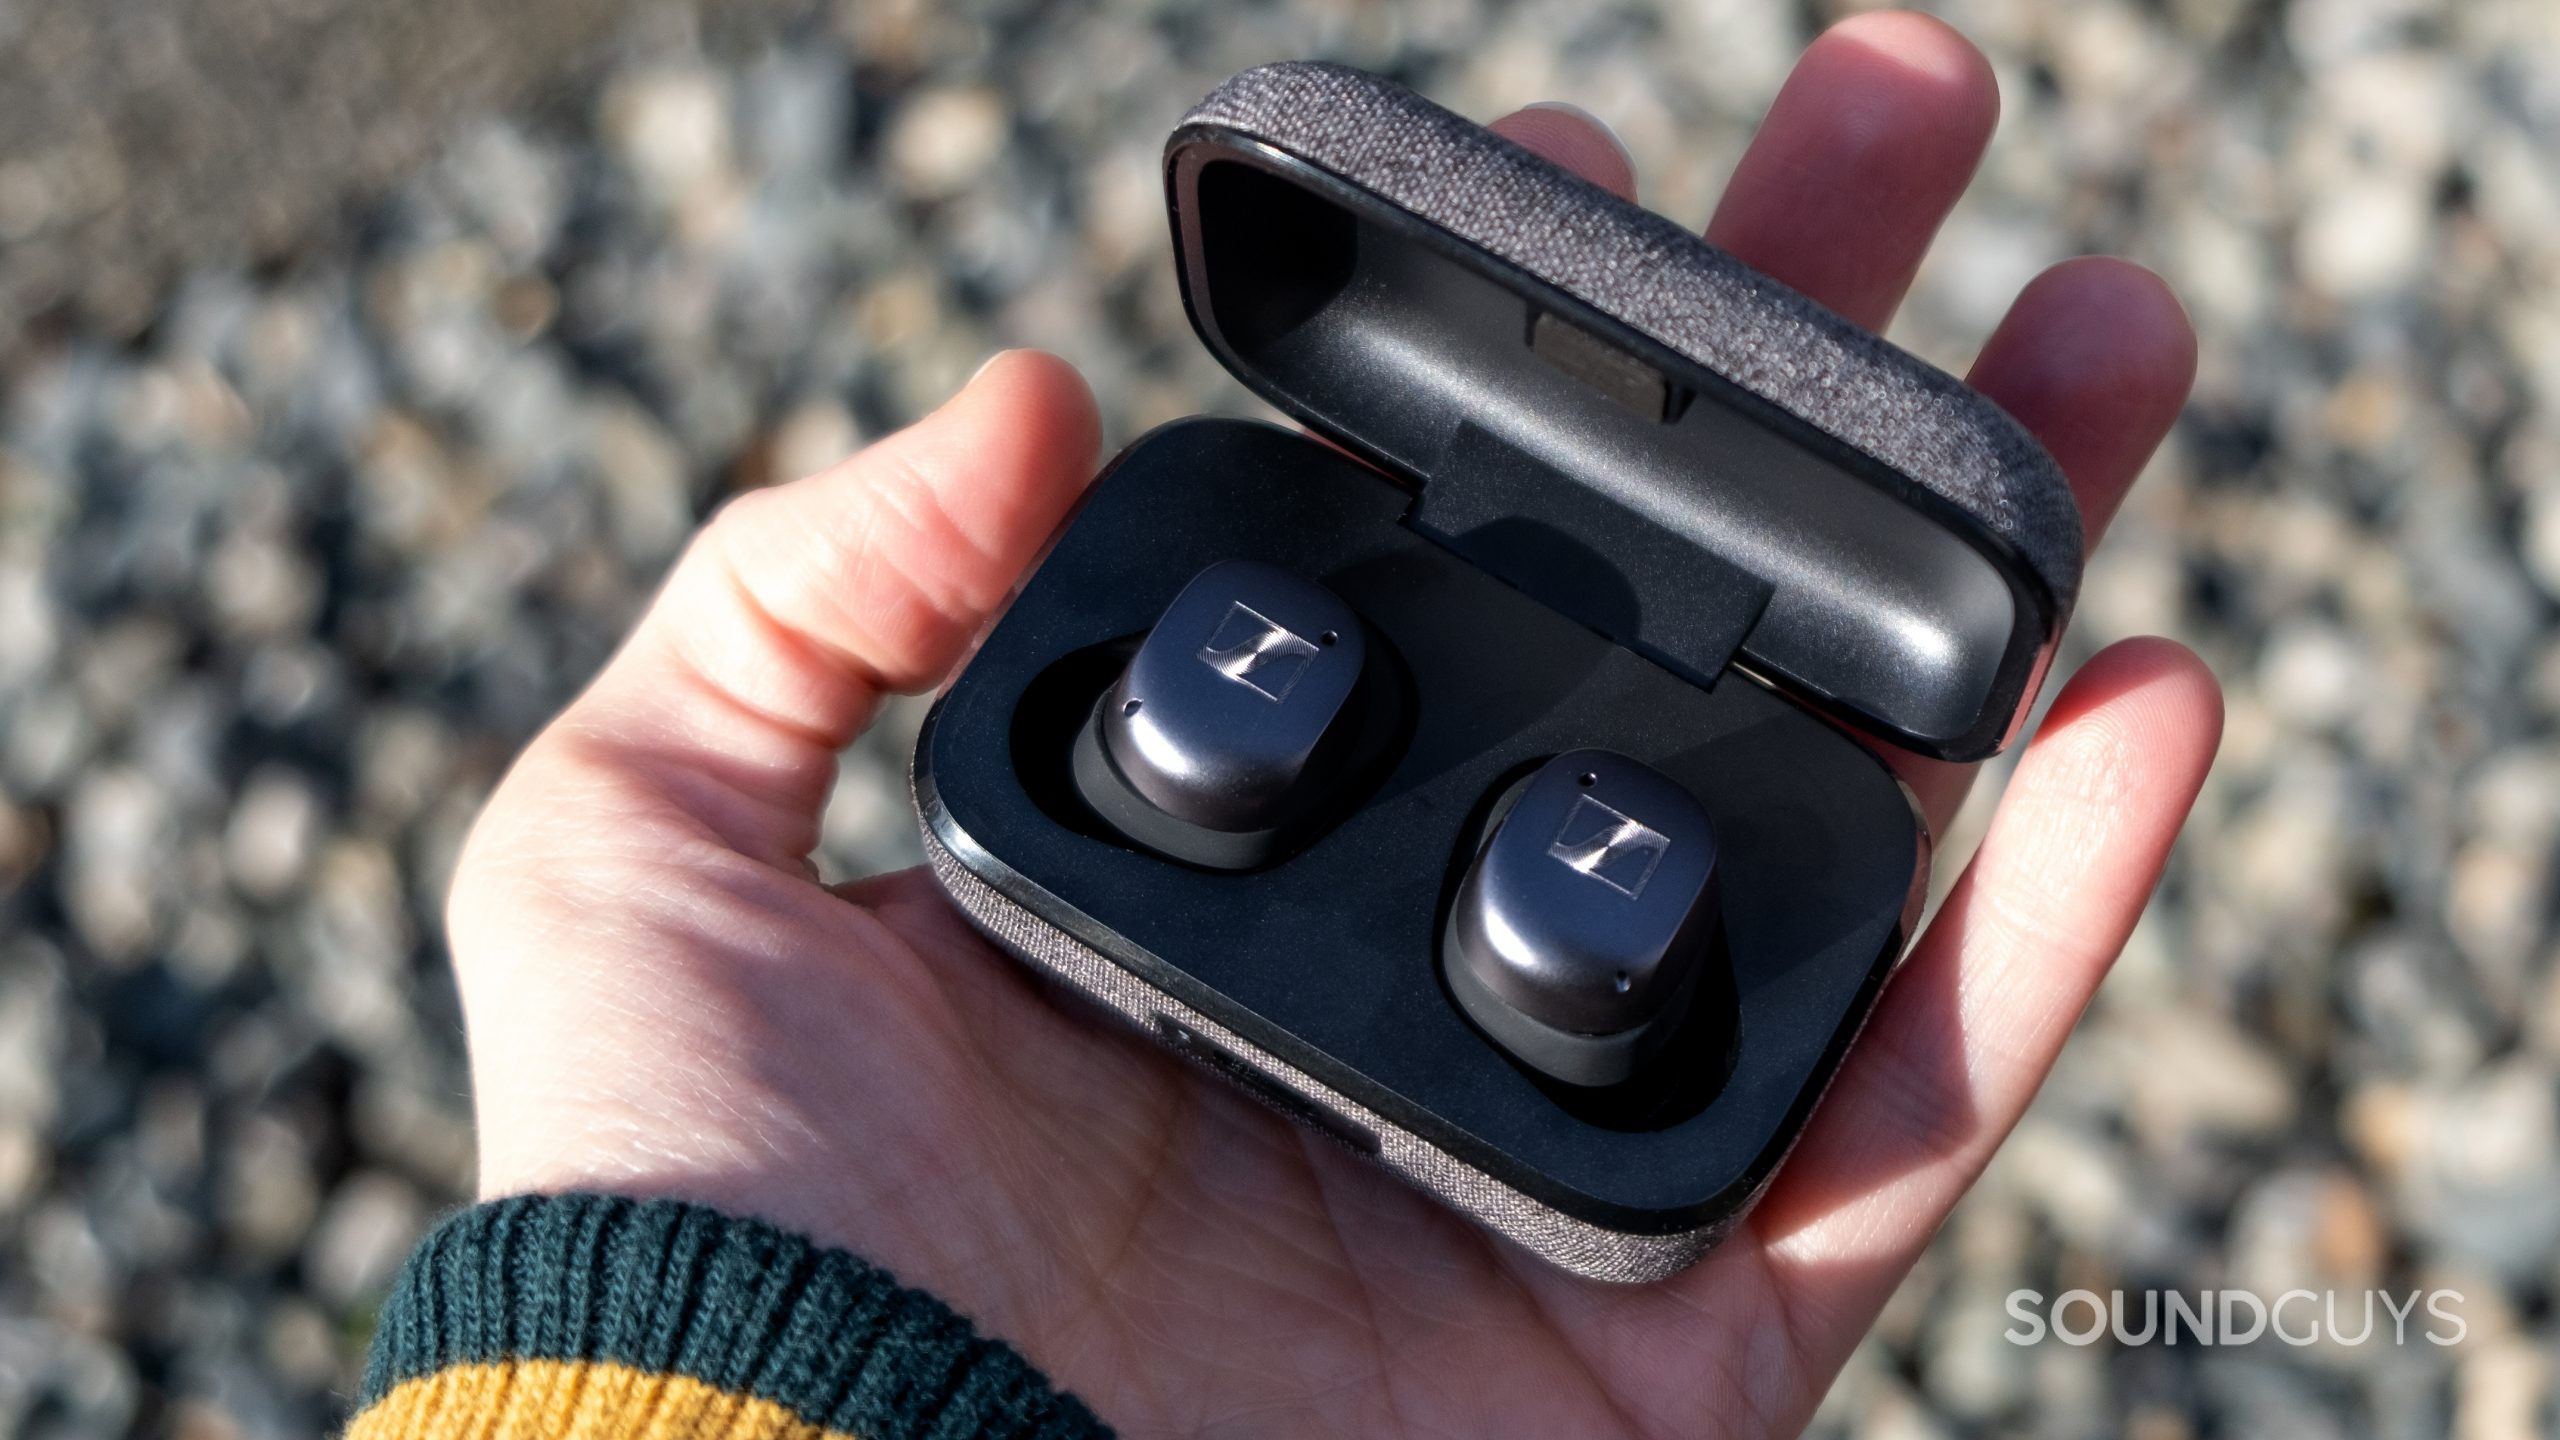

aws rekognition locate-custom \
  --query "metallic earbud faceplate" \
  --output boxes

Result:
[1445,749,1724,1088]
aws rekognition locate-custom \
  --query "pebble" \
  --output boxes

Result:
[2453,1337,2546,1440]
[2297,179,2432,300]
[884,88,1012,199]
[294,841,415,1053]
[602,69,736,213]
[60,767,169,964]
[222,769,320,903]
[303,1174,426,1309]
[2518,483,2560,600]
[2384,1062,2560,1284]
[261,1299,342,1394]
[584,394,695,564]
[0,962,63,1129]
[1922,1281,2029,1420]
[0,1118,48,1214]
[767,399,862,486]
[2256,619,2369,735]
[2445,837,2545,985]
[217,1117,319,1267]
[2228,1169,2388,1297]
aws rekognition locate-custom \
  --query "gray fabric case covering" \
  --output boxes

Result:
[919,795,1733,1285]
[1181,61,2083,616]
[915,64,2059,1284]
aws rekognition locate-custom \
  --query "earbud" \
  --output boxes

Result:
[1443,749,1724,1088]
[1073,559,1395,869]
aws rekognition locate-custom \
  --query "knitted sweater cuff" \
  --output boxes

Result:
[349,1192,1110,1440]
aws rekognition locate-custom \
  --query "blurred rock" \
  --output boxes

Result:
[217,1117,318,1268]
[2388,1061,2560,1283]
[767,399,862,485]
[603,68,737,214]
[2453,1336,2545,1440]
[223,769,321,904]
[304,1175,426,1310]
[583,394,695,564]
[2101,1005,2298,1151]
[60,767,170,964]
[885,88,1011,199]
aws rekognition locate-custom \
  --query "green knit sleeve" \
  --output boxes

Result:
[347,1192,1111,1440]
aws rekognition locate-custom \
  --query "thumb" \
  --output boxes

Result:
[532,348,1099,866]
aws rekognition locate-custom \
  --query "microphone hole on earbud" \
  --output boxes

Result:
[1122,699,1143,717]
[1577,771,1596,787]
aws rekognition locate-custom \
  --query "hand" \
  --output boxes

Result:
[448,14,2221,1437]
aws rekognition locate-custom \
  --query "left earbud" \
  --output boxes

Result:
[1073,559,1398,869]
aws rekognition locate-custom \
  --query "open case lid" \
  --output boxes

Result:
[1163,63,2082,762]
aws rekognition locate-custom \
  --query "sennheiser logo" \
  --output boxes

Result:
[1198,602,1320,703]
[1548,794,1670,899]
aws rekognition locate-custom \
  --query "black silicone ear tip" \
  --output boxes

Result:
[1443,749,1726,1088]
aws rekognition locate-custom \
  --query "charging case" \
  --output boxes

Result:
[911,62,2081,1283]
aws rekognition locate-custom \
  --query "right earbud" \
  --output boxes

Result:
[1443,750,1726,1089]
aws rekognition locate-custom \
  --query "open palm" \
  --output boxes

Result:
[446,15,2222,1438]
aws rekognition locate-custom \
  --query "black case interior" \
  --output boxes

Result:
[920,421,1922,1232]
[1170,140,2058,762]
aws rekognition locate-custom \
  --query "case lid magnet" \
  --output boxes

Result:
[1164,62,2084,762]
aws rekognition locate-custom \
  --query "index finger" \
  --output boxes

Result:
[1705,11,2001,332]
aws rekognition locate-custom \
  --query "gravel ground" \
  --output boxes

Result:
[2,0,2558,1435]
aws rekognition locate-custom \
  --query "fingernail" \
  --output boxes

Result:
[966,349,1018,389]
[1520,100,1637,182]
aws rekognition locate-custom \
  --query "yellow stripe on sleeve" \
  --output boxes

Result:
[348,1357,865,1440]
